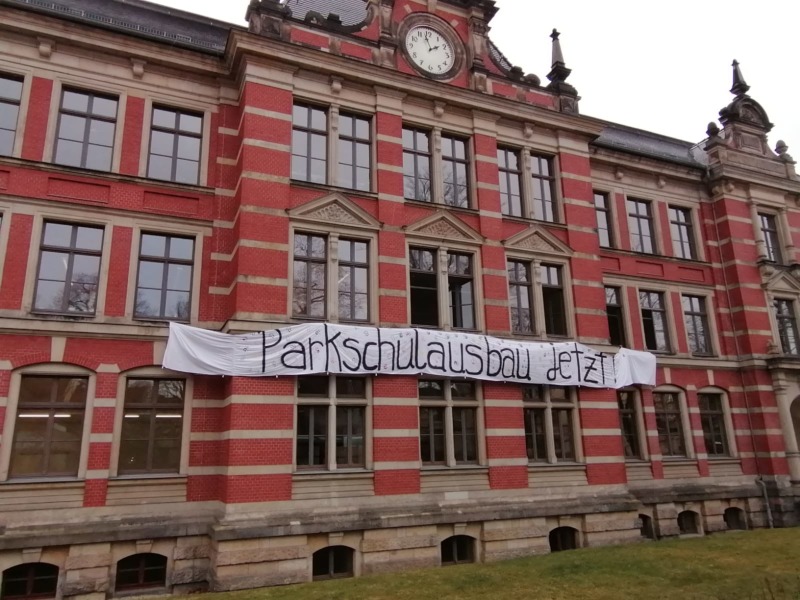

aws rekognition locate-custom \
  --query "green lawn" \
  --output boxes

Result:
[200,529,800,600]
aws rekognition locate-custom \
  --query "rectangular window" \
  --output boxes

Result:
[498,147,522,217]
[0,74,23,156]
[605,286,626,347]
[531,155,556,222]
[118,379,185,474]
[338,239,369,322]
[297,376,366,470]
[594,191,613,248]
[403,127,431,201]
[410,247,439,327]
[10,376,88,478]
[147,106,202,184]
[442,135,470,208]
[541,264,567,336]
[669,206,696,259]
[448,252,475,330]
[508,260,533,334]
[682,295,712,355]
[759,213,783,264]
[640,291,670,352]
[653,392,686,457]
[34,222,103,315]
[134,233,194,321]
[627,199,655,254]
[54,89,118,171]
[292,233,327,319]
[617,390,642,459]
[291,104,327,184]
[523,386,576,463]
[774,299,800,355]
[419,380,477,466]
[698,393,729,457]
[337,113,371,192]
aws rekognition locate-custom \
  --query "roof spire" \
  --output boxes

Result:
[547,28,571,84]
[550,28,564,67]
[731,59,750,96]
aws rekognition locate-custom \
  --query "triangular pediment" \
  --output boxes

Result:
[404,211,483,243]
[503,225,573,257]
[764,269,800,293]
[289,192,380,230]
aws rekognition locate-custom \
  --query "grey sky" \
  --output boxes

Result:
[152,0,799,149]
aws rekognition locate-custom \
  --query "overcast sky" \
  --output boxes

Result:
[151,0,799,148]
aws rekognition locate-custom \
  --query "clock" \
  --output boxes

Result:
[404,25,457,78]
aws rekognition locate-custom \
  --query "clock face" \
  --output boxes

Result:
[405,26,456,77]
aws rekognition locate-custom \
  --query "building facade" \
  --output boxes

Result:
[0,0,799,596]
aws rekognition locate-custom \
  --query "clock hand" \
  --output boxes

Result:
[425,37,432,51]
[430,45,441,51]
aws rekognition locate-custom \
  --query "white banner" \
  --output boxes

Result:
[163,323,656,389]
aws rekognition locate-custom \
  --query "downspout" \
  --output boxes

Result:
[709,182,774,528]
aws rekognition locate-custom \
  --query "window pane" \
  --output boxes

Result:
[0,76,23,101]
[91,96,118,119]
[85,144,112,171]
[152,108,176,129]
[62,90,89,113]
[54,140,83,167]
[179,113,202,134]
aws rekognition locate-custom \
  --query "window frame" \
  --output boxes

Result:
[0,72,25,158]
[529,153,558,223]
[295,375,371,472]
[605,285,627,347]
[133,232,195,323]
[146,104,204,185]
[418,379,482,468]
[53,87,119,172]
[336,111,372,193]
[652,389,691,459]
[758,212,783,264]
[627,198,656,254]
[403,125,433,202]
[773,297,800,356]
[594,191,614,249]
[441,133,471,208]
[32,221,105,316]
[507,259,534,334]
[291,102,329,185]
[697,391,731,458]
[497,146,523,217]
[668,205,697,260]
[639,289,672,353]
[505,254,573,340]
[523,385,580,464]
[682,294,713,356]
[114,553,168,592]
[1,563,59,600]
[617,389,646,461]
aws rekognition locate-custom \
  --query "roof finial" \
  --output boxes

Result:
[550,28,564,67]
[731,59,750,96]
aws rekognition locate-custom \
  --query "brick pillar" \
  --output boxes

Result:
[0,213,33,310]
[372,376,421,495]
[641,387,664,479]
[119,96,145,176]
[83,371,118,507]
[21,76,53,161]
[579,387,627,485]
[483,383,527,490]
[685,387,710,477]
[103,226,132,318]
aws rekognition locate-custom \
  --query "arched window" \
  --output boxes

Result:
[312,546,354,581]
[1,563,58,600]
[440,535,475,566]
[639,514,656,539]
[115,553,167,591]
[549,527,579,552]
[724,507,747,531]
[677,510,700,534]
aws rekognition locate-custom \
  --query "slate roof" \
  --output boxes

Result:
[594,124,707,168]
[282,0,368,26]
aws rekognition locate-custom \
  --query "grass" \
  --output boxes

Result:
[201,529,800,600]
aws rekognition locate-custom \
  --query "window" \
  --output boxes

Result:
[290,104,327,184]
[523,386,576,463]
[115,554,167,591]
[541,264,567,336]
[147,106,203,184]
[724,507,747,530]
[337,113,371,192]
[605,286,626,346]
[441,536,475,565]
[682,295,712,355]
[292,233,327,319]
[759,213,782,264]
[498,147,522,217]
[338,239,369,322]
[653,392,686,457]
[594,191,613,248]
[118,379,185,474]
[312,547,354,581]
[442,135,470,208]
[677,510,700,535]
[54,89,117,171]
[774,299,799,355]
[419,380,478,466]
[530,154,557,222]
[448,253,475,330]
[410,247,438,327]
[134,233,194,321]
[669,206,696,260]
[627,199,654,254]
[403,127,432,201]
[9,376,88,478]
[1,563,58,600]
[0,74,23,156]
[549,527,578,552]
[508,260,533,333]
[618,391,642,460]
[639,514,656,539]
[33,222,103,315]
[640,291,670,352]
[296,376,367,470]
[698,393,729,457]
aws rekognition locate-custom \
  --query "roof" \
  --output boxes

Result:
[594,124,708,168]
[0,0,233,53]
[282,0,368,26]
